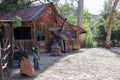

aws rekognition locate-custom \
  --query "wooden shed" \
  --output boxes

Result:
[67,24,87,50]
[0,3,86,53]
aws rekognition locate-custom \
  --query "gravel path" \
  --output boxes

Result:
[5,47,120,80]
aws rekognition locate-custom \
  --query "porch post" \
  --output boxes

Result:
[8,24,14,68]
[0,43,4,80]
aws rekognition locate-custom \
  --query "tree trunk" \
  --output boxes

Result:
[77,0,84,47]
[105,0,119,48]
[77,0,84,27]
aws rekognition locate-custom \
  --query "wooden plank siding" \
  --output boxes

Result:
[0,3,87,54]
[20,6,67,53]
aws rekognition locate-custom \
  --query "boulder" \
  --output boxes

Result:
[20,59,36,77]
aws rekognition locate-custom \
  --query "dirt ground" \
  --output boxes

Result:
[4,47,120,80]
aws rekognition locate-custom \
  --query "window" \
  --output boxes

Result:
[37,31,45,41]
[70,30,76,40]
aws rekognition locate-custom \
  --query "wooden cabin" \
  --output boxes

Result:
[0,3,86,53]
[67,24,87,50]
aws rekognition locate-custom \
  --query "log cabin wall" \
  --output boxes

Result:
[0,3,86,53]
[32,7,63,53]
[19,21,33,51]
[68,25,81,50]
[20,6,65,53]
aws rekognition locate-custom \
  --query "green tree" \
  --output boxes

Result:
[83,10,97,48]
[94,0,120,47]
[93,0,112,47]
[12,16,22,28]
[0,0,33,11]
[94,17,107,46]
[58,3,77,25]
[111,11,120,46]
[105,0,119,48]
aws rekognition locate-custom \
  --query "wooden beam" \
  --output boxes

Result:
[8,24,14,68]
[0,43,4,80]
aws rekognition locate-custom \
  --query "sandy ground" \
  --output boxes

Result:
[4,47,120,80]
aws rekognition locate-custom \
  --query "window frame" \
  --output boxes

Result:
[37,31,46,41]
[70,30,76,40]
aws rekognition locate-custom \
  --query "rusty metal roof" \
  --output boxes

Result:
[79,27,87,34]
[68,23,87,34]
[52,30,72,40]
[0,3,53,21]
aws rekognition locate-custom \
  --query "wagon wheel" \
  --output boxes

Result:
[1,35,10,54]
[2,35,10,49]
[1,34,11,69]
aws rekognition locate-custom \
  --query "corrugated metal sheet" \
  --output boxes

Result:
[68,24,87,34]
[52,30,72,40]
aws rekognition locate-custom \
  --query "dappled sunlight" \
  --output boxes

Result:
[33,47,120,80]
[1,0,120,79]
[9,51,84,80]
[4,47,120,80]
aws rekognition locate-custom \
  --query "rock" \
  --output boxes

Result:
[20,59,36,77]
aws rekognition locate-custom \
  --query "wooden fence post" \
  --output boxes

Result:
[0,43,4,80]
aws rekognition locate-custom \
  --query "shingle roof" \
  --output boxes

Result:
[0,3,53,21]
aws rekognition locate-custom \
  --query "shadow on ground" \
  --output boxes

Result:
[104,47,120,57]
[4,49,85,80]
[109,47,120,57]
